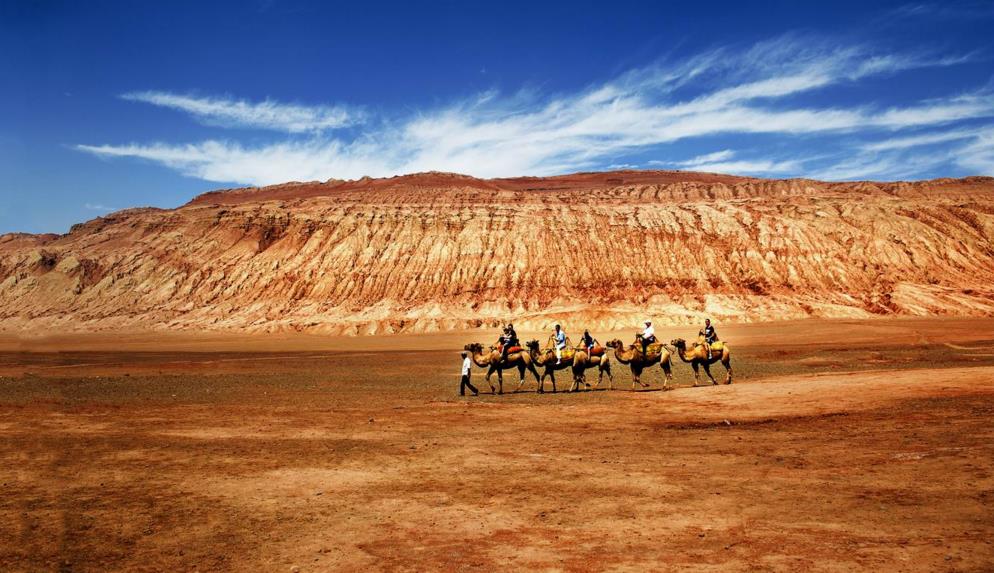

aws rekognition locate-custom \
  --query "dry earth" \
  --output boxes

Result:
[2,318,994,572]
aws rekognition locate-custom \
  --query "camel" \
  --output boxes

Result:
[605,337,674,391]
[524,340,573,393]
[463,342,541,395]
[669,338,733,385]
[570,347,614,391]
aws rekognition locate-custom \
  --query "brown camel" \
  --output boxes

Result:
[464,342,541,394]
[570,347,614,391]
[669,338,733,385]
[605,338,674,391]
[524,339,574,393]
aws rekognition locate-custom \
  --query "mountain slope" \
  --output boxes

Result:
[3,171,994,334]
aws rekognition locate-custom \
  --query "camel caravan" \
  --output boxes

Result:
[461,319,733,395]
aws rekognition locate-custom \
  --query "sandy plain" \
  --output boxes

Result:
[2,317,993,571]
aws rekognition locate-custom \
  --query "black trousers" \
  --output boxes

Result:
[460,374,478,396]
[642,335,656,356]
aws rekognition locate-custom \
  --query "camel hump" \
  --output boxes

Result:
[505,345,523,354]
[589,345,605,357]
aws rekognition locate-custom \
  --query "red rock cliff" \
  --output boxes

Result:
[2,170,993,334]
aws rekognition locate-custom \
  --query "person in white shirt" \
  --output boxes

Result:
[460,352,478,396]
[553,324,567,364]
[640,320,656,356]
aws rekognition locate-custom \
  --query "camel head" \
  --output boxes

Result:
[464,342,484,354]
[526,339,540,352]
[670,338,687,351]
[606,339,624,350]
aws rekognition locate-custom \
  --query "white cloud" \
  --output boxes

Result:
[809,124,994,181]
[84,203,116,211]
[674,150,736,166]
[887,2,994,21]
[121,91,359,133]
[682,159,801,175]
[653,150,800,176]
[861,126,984,151]
[953,127,994,174]
[78,36,990,185]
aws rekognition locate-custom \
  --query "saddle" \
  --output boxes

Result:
[497,344,523,354]
[636,342,664,358]
[693,340,724,353]
[540,346,576,361]
[583,345,605,357]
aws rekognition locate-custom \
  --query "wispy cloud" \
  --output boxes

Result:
[950,127,994,174]
[652,150,801,175]
[860,126,984,151]
[886,2,994,21]
[121,91,359,133]
[671,150,736,166]
[84,203,116,212]
[78,36,991,184]
[810,125,994,180]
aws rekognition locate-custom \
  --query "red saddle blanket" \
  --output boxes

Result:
[499,345,523,354]
[577,345,605,356]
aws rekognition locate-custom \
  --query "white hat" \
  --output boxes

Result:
[644,320,651,325]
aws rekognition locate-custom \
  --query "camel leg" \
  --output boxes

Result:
[529,362,542,385]
[514,364,528,393]
[703,362,718,385]
[606,362,614,391]
[496,368,504,395]
[723,354,733,384]
[486,366,496,394]
[632,365,643,391]
[660,360,673,390]
[691,363,701,387]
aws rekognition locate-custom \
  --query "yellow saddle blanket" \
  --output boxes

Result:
[543,346,576,361]
[695,340,725,352]
[641,342,665,357]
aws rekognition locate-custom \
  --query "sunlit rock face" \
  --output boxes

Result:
[2,170,993,335]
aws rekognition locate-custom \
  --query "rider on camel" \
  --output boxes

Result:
[553,324,567,364]
[580,329,597,354]
[499,323,519,362]
[640,320,656,356]
[701,318,718,360]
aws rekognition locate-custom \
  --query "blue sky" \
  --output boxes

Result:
[2,1,993,234]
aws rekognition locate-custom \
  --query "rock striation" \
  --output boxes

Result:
[2,170,993,335]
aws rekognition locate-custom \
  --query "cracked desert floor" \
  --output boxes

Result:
[2,317,993,572]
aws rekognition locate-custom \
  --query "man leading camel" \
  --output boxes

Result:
[459,351,478,396]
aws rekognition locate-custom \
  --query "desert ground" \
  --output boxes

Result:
[2,317,994,572]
